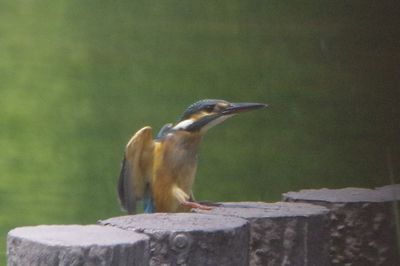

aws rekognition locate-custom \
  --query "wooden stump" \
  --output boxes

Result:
[283,184,400,265]
[195,201,330,266]
[99,213,249,266]
[7,225,149,266]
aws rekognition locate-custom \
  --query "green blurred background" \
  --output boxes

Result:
[1,0,399,261]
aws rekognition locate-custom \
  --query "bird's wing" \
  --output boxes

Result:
[118,126,154,214]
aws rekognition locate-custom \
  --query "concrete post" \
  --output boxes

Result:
[195,201,330,266]
[99,213,249,266]
[283,184,400,265]
[7,225,149,266]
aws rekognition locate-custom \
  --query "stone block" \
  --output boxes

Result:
[195,201,330,266]
[7,225,149,266]
[283,184,400,265]
[100,213,249,266]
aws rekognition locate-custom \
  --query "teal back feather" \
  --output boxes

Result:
[143,186,155,213]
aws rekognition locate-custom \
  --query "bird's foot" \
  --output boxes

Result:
[182,201,213,210]
[195,201,222,207]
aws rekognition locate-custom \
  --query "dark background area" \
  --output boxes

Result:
[1,1,399,261]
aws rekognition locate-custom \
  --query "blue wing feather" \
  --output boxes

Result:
[156,123,173,139]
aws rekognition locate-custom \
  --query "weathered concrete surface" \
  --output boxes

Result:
[7,225,149,266]
[100,213,249,266]
[283,184,400,265]
[195,201,330,266]
[284,184,400,203]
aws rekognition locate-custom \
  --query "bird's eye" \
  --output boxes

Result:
[204,105,215,112]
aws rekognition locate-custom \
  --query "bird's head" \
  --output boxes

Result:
[172,99,267,133]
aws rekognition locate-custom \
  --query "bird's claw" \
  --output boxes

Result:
[182,201,213,210]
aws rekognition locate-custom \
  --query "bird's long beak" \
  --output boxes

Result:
[222,102,268,115]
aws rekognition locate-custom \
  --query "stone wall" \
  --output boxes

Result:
[7,184,400,265]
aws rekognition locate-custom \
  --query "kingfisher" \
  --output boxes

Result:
[118,99,267,214]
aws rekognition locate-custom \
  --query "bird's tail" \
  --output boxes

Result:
[143,187,155,213]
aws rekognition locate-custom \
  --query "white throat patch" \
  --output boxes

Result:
[172,115,234,132]
[172,119,195,130]
[200,115,234,133]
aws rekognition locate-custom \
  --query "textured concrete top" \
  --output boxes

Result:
[283,184,400,203]
[100,213,247,232]
[8,225,148,246]
[195,201,329,218]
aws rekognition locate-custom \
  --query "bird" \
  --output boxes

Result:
[117,99,267,214]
